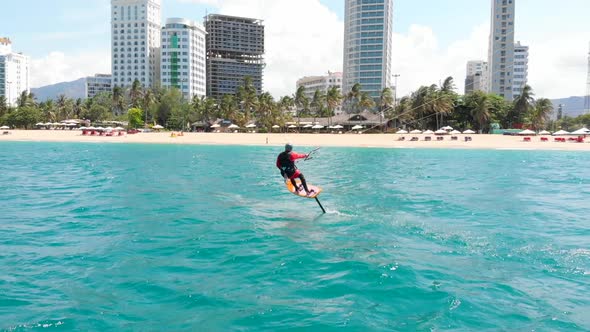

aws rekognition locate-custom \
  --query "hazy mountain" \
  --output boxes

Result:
[31,78,86,102]
[550,96,587,117]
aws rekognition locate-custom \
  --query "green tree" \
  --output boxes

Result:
[219,94,239,122]
[112,86,126,116]
[5,106,42,129]
[0,96,7,118]
[326,86,342,125]
[237,76,258,121]
[529,98,553,130]
[256,92,276,130]
[127,107,144,129]
[56,94,72,120]
[346,83,362,114]
[311,89,326,120]
[130,79,143,108]
[294,86,309,121]
[359,92,375,112]
[466,91,492,132]
[17,91,36,108]
[510,84,535,127]
[73,98,83,119]
[40,100,56,122]
[85,104,109,122]
[156,88,184,127]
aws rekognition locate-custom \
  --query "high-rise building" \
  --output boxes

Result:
[86,74,113,99]
[343,0,393,99]
[296,72,343,114]
[111,0,161,89]
[488,0,516,101]
[585,42,590,113]
[205,14,264,100]
[465,60,489,94]
[512,41,528,99]
[160,18,207,100]
[0,38,29,107]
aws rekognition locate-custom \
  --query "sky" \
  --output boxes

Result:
[2,0,589,99]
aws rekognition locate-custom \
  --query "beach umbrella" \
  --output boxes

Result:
[538,130,551,135]
[210,124,221,128]
[435,129,447,135]
[272,125,280,129]
[333,125,344,129]
[105,127,114,131]
[44,122,53,126]
[153,125,164,129]
[35,122,44,126]
[396,130,408,134]
[463,129,476,134]
[115,127,125,131]
[423,130,434,135]
[552,130,569,136]
[441,126,453,131]
[288,125,297,129]
[352,125,363,130]
[410,129,422,134]
[79,126,87,130]
[570,128,590,135]
[303,124,313,128]
[87,126,96,130]
[246,124,257,128]
[518,129,536,135]
[450,130,461,134]
[96,126,105,130]
[312,125,324,129]
[228,124,240,129]
[0,126,9,129]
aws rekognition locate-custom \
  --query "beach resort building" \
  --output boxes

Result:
[488,0,516,101]
[204,14,265,100]
[296,72,343,115]
[343,0,394,99]
[513,41,529,99]
[160,18,207,100]
[0,38,29,107]
[111,0,161,89]
[85,74,113,99]
[464,60,489,94]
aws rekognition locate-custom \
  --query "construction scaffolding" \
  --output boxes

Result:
[205,14,265,100]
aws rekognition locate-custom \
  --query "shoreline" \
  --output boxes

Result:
[1,130,590,151]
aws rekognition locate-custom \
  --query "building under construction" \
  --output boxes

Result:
[205,14,265,100]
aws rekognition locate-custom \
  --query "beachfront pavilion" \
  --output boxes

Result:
[287,111,386,131]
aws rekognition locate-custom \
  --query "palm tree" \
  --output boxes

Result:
[311,89,326,121]
[359,92,375,112]
[17,91,36,108]
[512,84,535,127]
[237,77,258,122]
[141,88,156,125]
[257,92,276,130]
[112,86,125,115]
[56,94,70,120]
[130,79,143,108]
[326,87,343,125]
[346,83,362,114]
[219,94,238,122]
[41,99,56,122]
[379,87,394,129]
[0,96,7,118]
[73,98,83,118]
[530,98,554,130]
[294,86,308,122]
[469,91,492,132]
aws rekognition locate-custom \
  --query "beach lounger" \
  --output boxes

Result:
[464,136,472,142]
[397,136,406,141]
[410,137,418,141]
[451,136,458,141]
[523,137,531,142]
[437,136,444,141]
[540,137,548,142]
[424,136,432,141]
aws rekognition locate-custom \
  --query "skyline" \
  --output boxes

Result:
[2,0,589,99]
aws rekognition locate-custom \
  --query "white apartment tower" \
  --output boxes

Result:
[161,18,207,100]
[512,41,528,99]
[343,0,393,100]
[465,60,489,94]
[0,38,29,107]
[488,0,516,101]
[111,0,161,89]
[86,74,113,99]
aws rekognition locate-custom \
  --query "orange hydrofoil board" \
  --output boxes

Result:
[285,179,323,199]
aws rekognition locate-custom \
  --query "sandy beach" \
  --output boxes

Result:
[1,130,589,151]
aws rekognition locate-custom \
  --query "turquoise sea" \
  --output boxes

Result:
[1,142,589,331]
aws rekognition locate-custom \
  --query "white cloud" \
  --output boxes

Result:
[30,50,110,88]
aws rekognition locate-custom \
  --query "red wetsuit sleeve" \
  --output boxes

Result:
[289,152,307,161]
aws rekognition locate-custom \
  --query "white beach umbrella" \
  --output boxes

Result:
[303,124,313,128]
[153,125,164,129]
[463,129,476,134]
[210,124,221,128]
[410,129,422,134]
[272,125,280,129]
[519,129,536,135]
[538,130,551,135]
[35,122,44,126]
[105,127,114,131]
[53,122,62,126]
[96,126,105,130]
[115,127,125,130]
[228,124,240,129]
[396,130,408,134]
[571,128,590,135]
[0,125,10,129]
[246,124,257,128]
[441,126,453,130]
[450,130,461,134]
[553,130,569,136]
[312,125,324,129]
[333,125,344,129]
[79,126,87,130]
[423,130,434,135]
[435,129,447,135]
[288,125,297,129]
[352,125,364,130]
[87,126,96,130]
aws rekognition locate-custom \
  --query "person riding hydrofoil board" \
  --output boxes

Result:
[276,143,315,196]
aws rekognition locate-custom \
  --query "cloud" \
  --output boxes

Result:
[30,50,110,88]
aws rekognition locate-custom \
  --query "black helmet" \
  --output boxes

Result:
[285,143,293,152]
